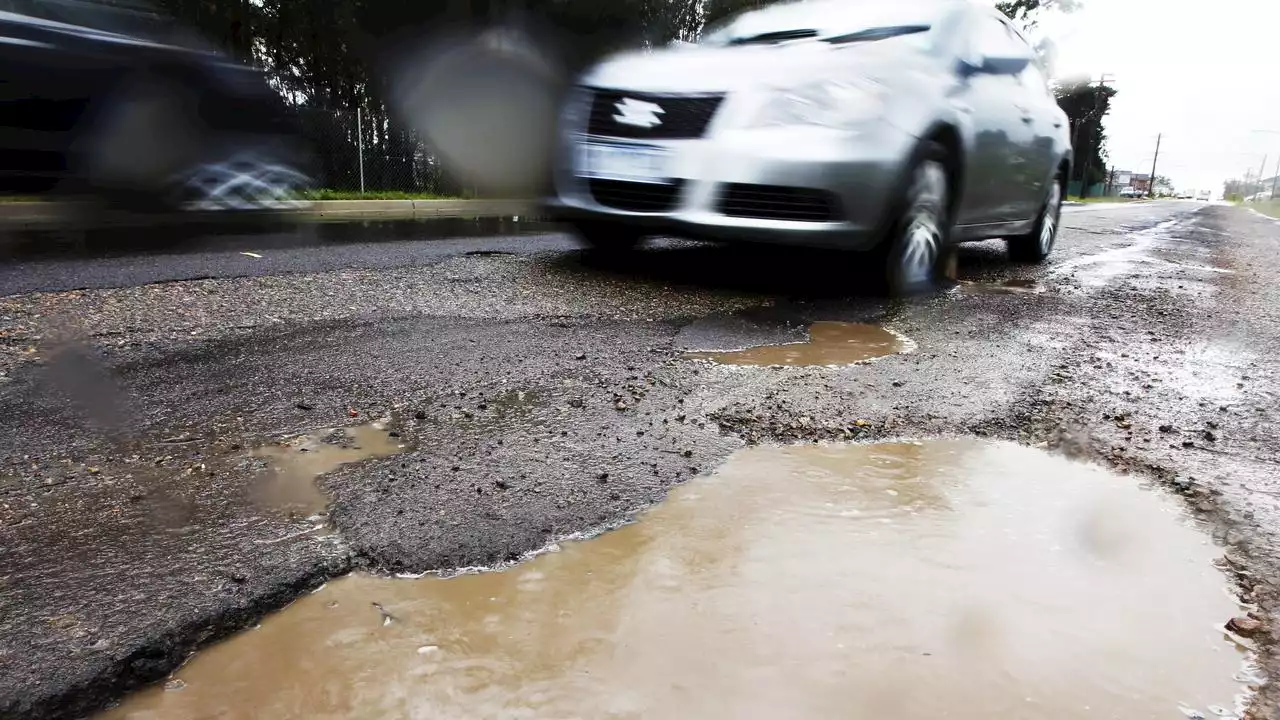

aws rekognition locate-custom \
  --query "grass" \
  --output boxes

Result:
[300,189,464,201]
[1067,195,1145,204]
[3,190,471,203]
[1250,200,1280,218]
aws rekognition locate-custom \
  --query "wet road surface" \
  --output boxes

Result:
[0,203,1157,295]
[3,200,1280,718]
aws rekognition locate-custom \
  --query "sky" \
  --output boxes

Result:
[1033,0,1280,194]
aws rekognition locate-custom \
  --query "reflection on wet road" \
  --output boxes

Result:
[104,439,1250,720]
[683,321,910,366]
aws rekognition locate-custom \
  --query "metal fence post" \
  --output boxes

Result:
[356,107,366,194]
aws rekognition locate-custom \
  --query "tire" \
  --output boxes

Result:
[877,142,952,296]
[77,76,311,214]
[1007,172,1063,263]
[571,220,644,253]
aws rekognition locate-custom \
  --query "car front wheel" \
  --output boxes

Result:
[880,145,951,296]
[1008,174,1063,263]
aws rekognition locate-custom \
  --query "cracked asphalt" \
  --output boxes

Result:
[2,200,1279,718]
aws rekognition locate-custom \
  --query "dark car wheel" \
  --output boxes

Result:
[571,221,645,254]
[1008,173,1063,263]
[879,143,951,296]
[77,75,310,213]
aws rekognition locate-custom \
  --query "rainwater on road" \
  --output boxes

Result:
[683,321,909,367]
[105,439,1251,720]
[252,421,407,516]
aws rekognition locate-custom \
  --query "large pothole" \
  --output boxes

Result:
[104,440,1254,719]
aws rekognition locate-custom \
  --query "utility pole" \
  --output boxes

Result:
[1148,133,1161,197]
[1271,155,1279,199]
[1255,154,1269,200]
[357,106,366,194]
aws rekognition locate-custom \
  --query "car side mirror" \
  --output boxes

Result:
[979,54,1031,75]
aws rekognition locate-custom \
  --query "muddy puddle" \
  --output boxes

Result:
[683,321,908,367]
[107,439,1253,719]
[251,421,407,515]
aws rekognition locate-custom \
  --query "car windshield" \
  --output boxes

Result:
[700,0,943,47]
[0,0,176,40]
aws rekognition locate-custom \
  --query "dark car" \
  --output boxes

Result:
[0,0,310,213]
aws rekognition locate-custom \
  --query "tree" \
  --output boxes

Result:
[703,0,780,31]
[996,0,1079,30]
[1053,79,1117,193]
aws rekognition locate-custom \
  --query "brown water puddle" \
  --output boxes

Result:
[683,321,908,367]
[251,421,406,515]
[106,440,1253,720]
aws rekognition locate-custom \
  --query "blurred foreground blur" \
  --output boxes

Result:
[0,0,311,221]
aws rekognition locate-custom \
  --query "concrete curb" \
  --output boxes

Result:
[307,199,534,218]
[0,198,536,228]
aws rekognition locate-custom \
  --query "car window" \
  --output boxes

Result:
[964,15,1023,65]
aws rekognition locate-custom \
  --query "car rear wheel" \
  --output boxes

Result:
[880,145,951,296]
[1007,173,1063,263]
[77,75,310,213]
[571,221,645,254]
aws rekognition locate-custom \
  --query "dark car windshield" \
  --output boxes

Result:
[0,0,177,41]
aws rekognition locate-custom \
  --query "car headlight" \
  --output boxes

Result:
[748,77,886,130]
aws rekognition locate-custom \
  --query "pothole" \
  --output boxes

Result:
[107,439,1254,719]
[250,421,408,516]
[683,322,909,367]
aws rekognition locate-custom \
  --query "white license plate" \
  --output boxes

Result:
[575,143,670,184]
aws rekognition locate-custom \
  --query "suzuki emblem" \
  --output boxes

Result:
[613,97,665,128]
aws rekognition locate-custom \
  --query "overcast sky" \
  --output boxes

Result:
[1035,0,1280,194]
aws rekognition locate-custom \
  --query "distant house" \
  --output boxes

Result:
[1130,173,1151,193]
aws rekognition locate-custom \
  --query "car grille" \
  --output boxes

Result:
[717,184,840,222]
[586,90,724,140]
[589,179,683,213]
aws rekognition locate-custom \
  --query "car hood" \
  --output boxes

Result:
[581,42,914,93]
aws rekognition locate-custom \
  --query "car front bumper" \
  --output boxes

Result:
[545,124,919,250]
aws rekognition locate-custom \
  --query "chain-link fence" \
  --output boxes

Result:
[296,106,470,197]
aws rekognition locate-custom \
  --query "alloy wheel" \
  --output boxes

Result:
[1039,181,1062,254]
[896,160,948,291]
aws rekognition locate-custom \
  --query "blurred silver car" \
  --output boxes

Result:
[545,0,1071,293]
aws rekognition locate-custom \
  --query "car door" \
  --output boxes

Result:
[0,5,107,190]
[1011,49,1062,217]
[952,13,1037,226]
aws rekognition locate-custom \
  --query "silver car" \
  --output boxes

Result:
[544,0,1072,293]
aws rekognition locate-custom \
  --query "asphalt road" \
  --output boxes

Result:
[0,203,1162,295]
[3,200,1279,718]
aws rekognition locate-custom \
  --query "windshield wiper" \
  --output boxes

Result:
[727,28,819,46]
[824,25,930,44]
